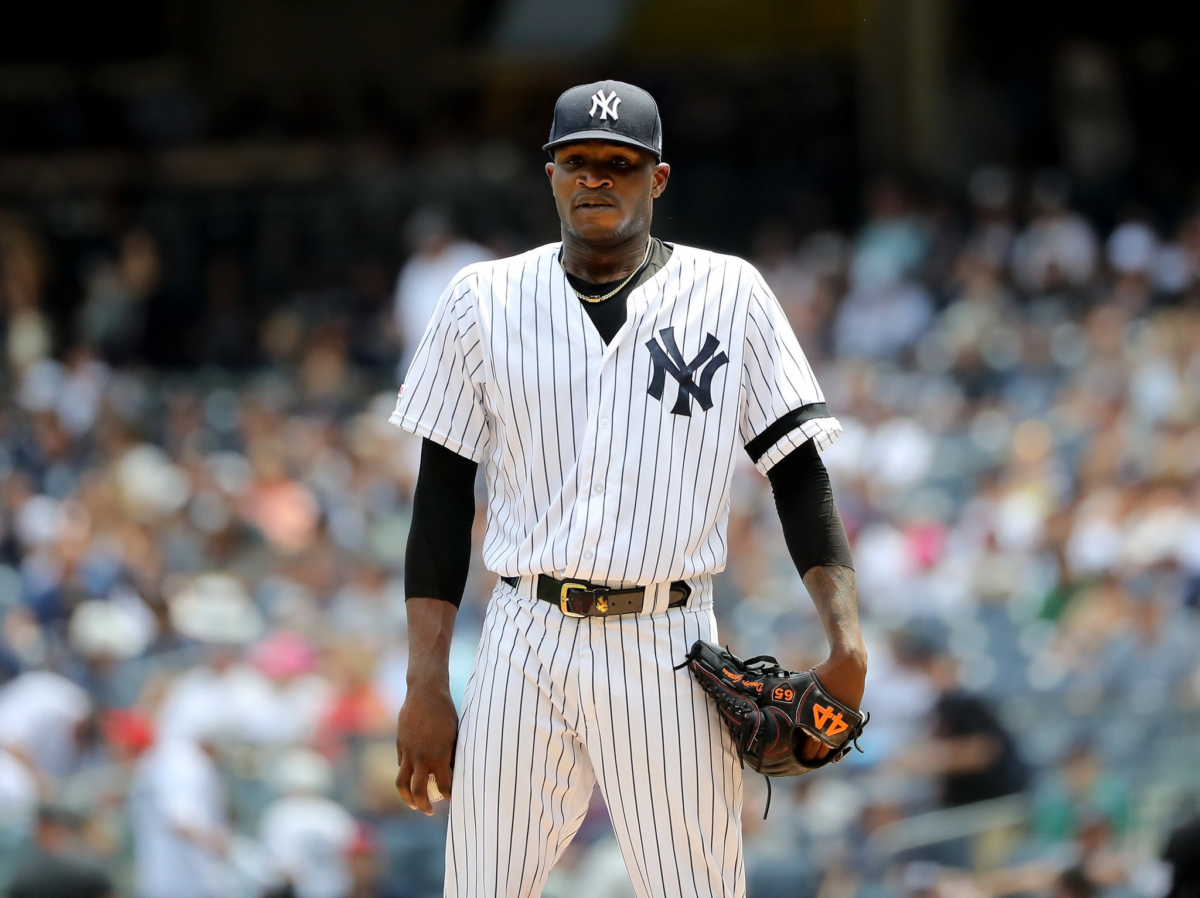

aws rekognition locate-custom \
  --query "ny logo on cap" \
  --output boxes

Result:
[589,89,621,121]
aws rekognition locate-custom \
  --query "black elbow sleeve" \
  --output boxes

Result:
[404,439,479,606]
[767,439,854,577]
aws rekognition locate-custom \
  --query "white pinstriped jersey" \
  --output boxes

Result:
[390,241,840,586]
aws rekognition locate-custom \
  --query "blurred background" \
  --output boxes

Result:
[2,1,1200,896]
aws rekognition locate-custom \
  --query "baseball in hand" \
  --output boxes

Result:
[427,773,444,803]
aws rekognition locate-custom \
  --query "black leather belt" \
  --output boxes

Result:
[500,574,691,618]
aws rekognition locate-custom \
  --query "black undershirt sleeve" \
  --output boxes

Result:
[766,438,855,576]
[404,438,479,606]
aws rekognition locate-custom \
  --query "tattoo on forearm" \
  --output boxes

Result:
[801,564,862,650]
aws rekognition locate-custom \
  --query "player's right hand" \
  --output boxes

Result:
[395,682,458,815]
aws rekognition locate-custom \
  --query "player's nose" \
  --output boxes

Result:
[575,168,613,188]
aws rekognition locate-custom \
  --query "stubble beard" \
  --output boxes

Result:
[560,199,653,252]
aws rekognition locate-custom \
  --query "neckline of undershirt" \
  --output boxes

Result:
[562,238,674,303]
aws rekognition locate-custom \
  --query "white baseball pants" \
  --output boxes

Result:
[444,576,745,898]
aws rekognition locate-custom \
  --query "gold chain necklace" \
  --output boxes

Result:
[559,240,652,304]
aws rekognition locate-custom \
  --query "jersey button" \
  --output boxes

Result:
[600,417,610,428]
[583,550,594,561]
[593,484,604,495]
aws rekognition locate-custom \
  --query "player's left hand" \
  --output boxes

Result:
[802,651,867,762]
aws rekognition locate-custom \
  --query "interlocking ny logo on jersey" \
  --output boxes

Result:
[646,327,729,416]
[589,89,621,121]
[812,704,849,736]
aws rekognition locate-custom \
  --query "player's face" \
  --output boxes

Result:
[546,142,669,247]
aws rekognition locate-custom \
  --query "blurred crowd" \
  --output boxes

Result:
[1,159,1200,898]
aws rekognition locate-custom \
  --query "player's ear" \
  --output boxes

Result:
[545,162,555,182]
[651,163,670,199]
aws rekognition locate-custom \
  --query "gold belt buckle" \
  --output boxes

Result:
[559,582,590,618]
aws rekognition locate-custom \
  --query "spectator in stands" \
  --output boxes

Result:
[1163,811,1200,898]
[964,166,1017,272]
[0,668,91,779]
[1011,170,1098,294]
[155,574,266,746]
[260,748,359,898]
[1032,741,1131,845]
[244,632,333,747]
[834,178,934,360]
[861,627,938,765]
[1051,865,1097,898]
[5,804,114,898]
[1059,812,1143,893]
[1094,572,1200,716]
[317,641,392,759]
[77,228,161,364]
[392,208,491,375]
[128,706,234,898]
[988,811,1150,898]
[0,214,52,375]
[899,646,1029,808]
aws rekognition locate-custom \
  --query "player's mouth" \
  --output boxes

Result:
[574,195,616,211]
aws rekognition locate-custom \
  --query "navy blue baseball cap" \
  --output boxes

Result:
[544,80,664,161]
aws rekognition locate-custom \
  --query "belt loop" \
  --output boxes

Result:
[645,581,672,616]
[503,575,535,602]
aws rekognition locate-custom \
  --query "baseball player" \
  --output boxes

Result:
[391,80,867,898]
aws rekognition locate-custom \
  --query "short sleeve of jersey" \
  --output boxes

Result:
[389,273,490,463]
[739,272,842,474]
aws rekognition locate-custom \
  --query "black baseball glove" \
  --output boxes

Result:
[678,640,868,780]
